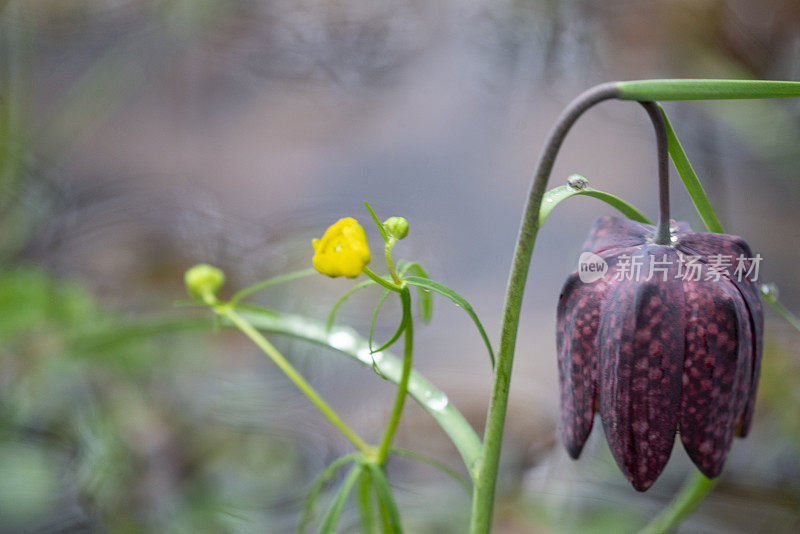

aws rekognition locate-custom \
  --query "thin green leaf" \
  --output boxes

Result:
[617,79,800,101]
[539,183,652,227]
[368,289,391,379]
[397,261,433,323]
[299,453,360,533]
[403,276,495,369]
[658,109,800,339]
[356,470,376,534]
[366,464,403,534]
[364,201,389,242]
[326,279,377,332]
[371,297,408,355]
[69,316,211,354]
[762,284,800,333]
[320,464,364,534]
[233,308,483,480]
[368,289,391,351]
[231,302,280,317]
[389,448,470,493]
[230,268,317,306]
[658,106,725,233]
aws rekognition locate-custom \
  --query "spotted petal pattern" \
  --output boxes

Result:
[555,216,763,491]
[557,249,635,458]
[598,246,685,491]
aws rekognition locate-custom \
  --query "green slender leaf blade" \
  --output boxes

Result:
[368,289,391,352]
[230,268,316,305]
[371,298,407,355]
[69,315,211,353]
[326,279,377,332]
[366,464,403,534]
[233,308,483,480]
[364,201,389,242]
[762,284,800,332]
[398,261,433,322]
[299,453,360,533]
[655,112,800,346]
[388,448,470,492]
[356,470,376,534]
[230,302,280,317]
[395,260,410,275]
[368,289,392,379]
[403,276,495,369]
[320,464,364,534]
[617,79,800,101]
[539,183,652,227]
[658,106,725,233]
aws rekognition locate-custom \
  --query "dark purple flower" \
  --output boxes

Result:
[556,216,763,491]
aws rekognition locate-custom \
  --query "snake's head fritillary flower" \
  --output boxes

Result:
[557,216,763,491]
[312,217,371,278]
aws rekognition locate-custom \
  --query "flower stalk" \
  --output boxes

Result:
[469,83,621,533]
[470,83,726,530]
[376,286,413,464]
[219,304,373,456]
[638,101,672,245]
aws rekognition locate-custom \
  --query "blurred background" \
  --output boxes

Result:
[1,0,799,532]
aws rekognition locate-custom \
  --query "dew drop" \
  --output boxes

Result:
[327,330,357,352]
[422,390,449,411]
[356,347,373,364]
[761,283,779,300]
[567,174,589,190]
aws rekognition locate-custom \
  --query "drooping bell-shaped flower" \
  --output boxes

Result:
[556,216,763,491]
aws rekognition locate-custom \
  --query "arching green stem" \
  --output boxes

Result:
[469,82,621,532]
[469,84,690,532]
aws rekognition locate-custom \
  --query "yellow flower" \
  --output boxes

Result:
[312,217,371,278]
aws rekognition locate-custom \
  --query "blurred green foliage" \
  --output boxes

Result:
[0,265,328,531]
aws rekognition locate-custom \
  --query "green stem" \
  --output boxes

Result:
[384,237,401,285]
[469,82,620,533]
[616,79,800,101]
[376,287,413,464]
[638,101,672,244]
[659,106,725,233]
[218,305,373,456]
[363,266,404,292]
[638,470,720,534]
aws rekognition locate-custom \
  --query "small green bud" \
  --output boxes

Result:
[383,217,409,240]
[185,264,225,302]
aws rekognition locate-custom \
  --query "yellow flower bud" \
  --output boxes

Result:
[312,218,371,278]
